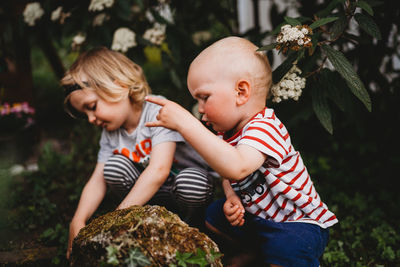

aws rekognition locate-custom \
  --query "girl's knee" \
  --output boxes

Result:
[174,167,214,207]
[103,154,140,192]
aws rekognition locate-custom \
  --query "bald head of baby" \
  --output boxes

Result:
[188,36,272,101]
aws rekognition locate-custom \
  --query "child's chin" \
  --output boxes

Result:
[211,125,223,132]
[103,125,113,131]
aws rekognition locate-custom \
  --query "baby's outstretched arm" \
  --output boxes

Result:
[145,96,193,131]
[145,96,266,181]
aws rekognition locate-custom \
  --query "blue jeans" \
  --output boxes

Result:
[206,198,330,267]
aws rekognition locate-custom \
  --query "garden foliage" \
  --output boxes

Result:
[1,0,399,266]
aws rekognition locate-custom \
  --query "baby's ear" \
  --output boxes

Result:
[235,80,251,105]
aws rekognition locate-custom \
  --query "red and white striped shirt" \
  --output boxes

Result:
[219,108,338,228]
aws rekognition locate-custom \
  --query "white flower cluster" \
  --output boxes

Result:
[88,0,114,12]
[23,2,44,26]
[51,7,62,21]
[271,65,306,103]
[71,33,86,50]
[192,31,212,46]
[277,24,311,46]
[93,13,109,26]
[111,28,137,53]
[143,24,166,45]
[146,3,174,24]
[51,6,71,24]
[276,24,312,54]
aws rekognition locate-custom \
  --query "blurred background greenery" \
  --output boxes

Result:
[0,0,399,266]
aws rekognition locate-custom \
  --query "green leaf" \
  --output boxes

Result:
[311,81,333,134]
[321,44,371,111]
[317,0,346,17]
[41,228,55,240]
[134,0,144,9]
[175,249,209,267]
[330,14,347,39]
[364,0,384,7]
[356,0,374,15]
[309,17,339,30]
[272,52,297,84]
[150,7,171,25]
[107,255,119,265]
[175,251,191,267]
[115,0,133,21]
[186,253,208,267]
[354,13,381,40]
[125,248,151,267]
[257,43,277,52]
[106,246,120,266]
[284,16,301,26]
[272,18,312,35]
[208,249,223,262]
[295,16,313,23]
[271,23,286,35]
[320,69,347,112]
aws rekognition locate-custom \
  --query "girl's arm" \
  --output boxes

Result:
[145,96,266,180]
[67,162,107,258]
[117,141,176,209]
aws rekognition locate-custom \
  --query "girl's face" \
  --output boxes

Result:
[69,88,135,132]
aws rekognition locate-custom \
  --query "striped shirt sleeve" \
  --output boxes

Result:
[238,119,290,166]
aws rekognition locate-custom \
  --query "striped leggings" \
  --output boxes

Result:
[103,154,214,209]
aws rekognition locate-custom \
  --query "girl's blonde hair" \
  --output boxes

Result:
[61,47,151,117]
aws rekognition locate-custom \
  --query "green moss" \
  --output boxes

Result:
[71,205,222,266]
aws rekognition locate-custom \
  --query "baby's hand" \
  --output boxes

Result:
[223,196,245,226]
[145,96,193,131]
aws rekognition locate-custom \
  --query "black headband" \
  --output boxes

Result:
[63,83,87,119]
[64,83,83,98]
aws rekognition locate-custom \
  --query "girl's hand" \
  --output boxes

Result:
[223,195,245,226]
[145,96,193,131]
[67,219,85,259]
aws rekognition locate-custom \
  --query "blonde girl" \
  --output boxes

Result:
[62,47,214,259]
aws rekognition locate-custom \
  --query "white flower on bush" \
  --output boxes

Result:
[157,3,174,24]
[93,13,109,26]
[271,65,306,103]
[111,28,137,53]
[73,34,86,45]
[23,2,44,26]
[51,7,62,21]
[146,3,174,24]
[88,0,114,12]
[51,6,70,24]
[276,24,312,53]
[277,24,310,44]
[71,33,86,50]
[143,24,166,46]
[192,31,212,45]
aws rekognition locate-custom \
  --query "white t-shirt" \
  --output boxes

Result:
[97,96,209,173]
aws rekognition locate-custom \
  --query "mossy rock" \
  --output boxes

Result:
[70,205,222,266]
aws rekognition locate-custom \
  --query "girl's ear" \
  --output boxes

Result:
[235,80,251,106]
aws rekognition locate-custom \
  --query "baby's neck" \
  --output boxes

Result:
[230,105,266,135]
